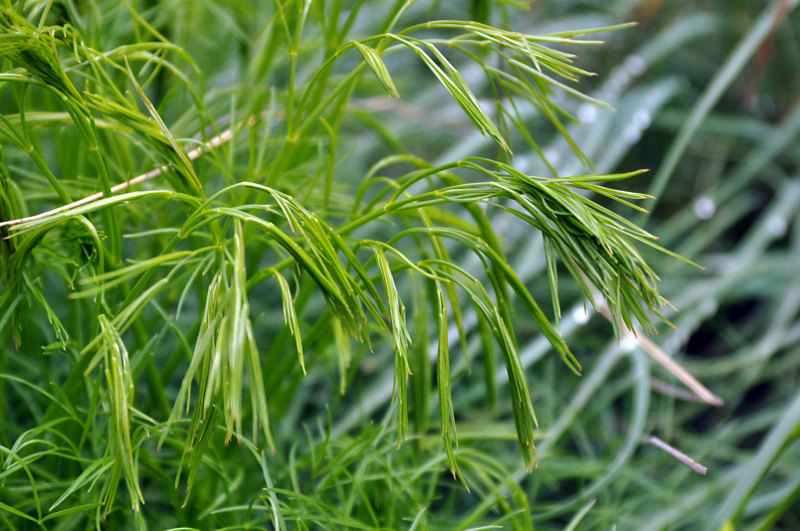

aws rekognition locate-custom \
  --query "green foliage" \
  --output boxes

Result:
[2,0,799,530]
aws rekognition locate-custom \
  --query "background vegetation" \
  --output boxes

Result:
[1,0,799,529]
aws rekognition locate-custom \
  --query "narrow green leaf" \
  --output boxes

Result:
[350,41,399,97]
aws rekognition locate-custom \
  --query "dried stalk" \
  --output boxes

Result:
[0,124,236,230]
[643,435,708,475]
[595,297,724,407]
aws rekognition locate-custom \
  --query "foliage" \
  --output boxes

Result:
[1,0,799,530]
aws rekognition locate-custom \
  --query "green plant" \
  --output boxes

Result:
[6,1,794,530]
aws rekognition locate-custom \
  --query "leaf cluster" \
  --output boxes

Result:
[0,0,689,528]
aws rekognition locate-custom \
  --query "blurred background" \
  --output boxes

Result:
[475,1,800,528]
[336,1,800,528]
